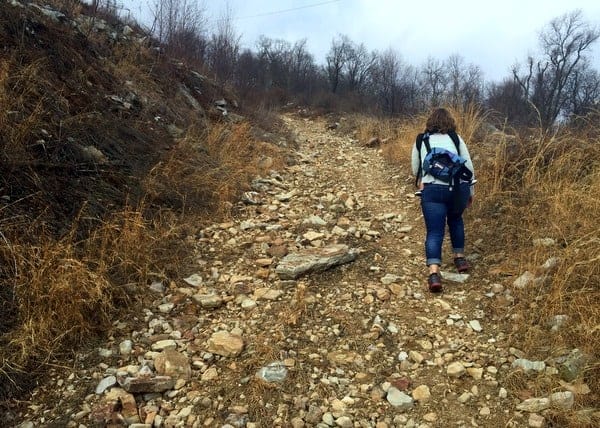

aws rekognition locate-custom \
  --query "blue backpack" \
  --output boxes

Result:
[416,131,473,190]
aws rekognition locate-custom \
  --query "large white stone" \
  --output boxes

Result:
[275,244,358,279]
[386,387,413,410]
[550,391,574,409]
[517,397,551,412]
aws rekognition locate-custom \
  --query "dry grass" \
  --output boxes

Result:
[360,106,600,426]
[0,3,286,400]
[0,115,285,396]
[144,122,284,216]
[1,204,180,373]
[0,119,284,398]
[3,237,113,364]
[470,116,600,370]
[0,59,52,164]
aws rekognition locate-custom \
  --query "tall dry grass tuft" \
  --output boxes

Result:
[4,238,113,364]
[468,116,600,423]
[449,103,489,144]
[85,206,158,289]
[367,104,487,179]
[0,201,198,397]
[349,114,419,164]
[0,59,52,164]
[1,205,152,364]
[145,121,283,216]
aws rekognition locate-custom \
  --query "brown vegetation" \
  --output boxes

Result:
[0,0,285,400]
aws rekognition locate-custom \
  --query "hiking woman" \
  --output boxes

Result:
[411,107,475,292]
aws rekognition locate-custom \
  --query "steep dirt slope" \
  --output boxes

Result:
[0,0,265,400]
[5,114,557,428]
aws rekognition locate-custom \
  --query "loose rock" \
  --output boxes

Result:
[387,387,414,410]
[207,331,244,357]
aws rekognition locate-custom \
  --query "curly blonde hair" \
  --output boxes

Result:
[425,108,457,134]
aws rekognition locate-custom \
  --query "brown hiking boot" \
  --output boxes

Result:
[454,257,470,273]
[428,272,442,293]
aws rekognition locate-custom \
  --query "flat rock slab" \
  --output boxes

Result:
[207,331,244,357]
[275,244,358,279]
[441,272,470,283]
[119,375,175,393]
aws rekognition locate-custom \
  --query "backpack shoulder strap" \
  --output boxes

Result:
[416,133,424,151]
[422,134,432,153]
[447,130,461,154]
[415,133,425,187]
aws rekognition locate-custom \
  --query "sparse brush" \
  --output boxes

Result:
[145,121,283,216]
[0,59,52,163]
[243,104,288,139]
[0,201,195,396]
[85,205,154,287]
[381,115,424,164]
[449,103,488,144]
[5,240,113,363]
[468,115,600,419]
[353,115,400,144]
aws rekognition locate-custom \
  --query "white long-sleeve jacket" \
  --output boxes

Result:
[411,133,475,190]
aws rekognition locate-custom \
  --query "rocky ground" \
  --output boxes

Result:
[7,115,586,427]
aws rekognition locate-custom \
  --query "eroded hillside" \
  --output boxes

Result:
[0,0,285,402]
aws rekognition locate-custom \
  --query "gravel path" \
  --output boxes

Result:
[10,114,561,428]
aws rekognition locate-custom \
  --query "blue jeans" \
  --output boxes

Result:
[420,183,471,266]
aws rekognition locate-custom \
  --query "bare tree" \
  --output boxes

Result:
[370,48,402,114]
[486,79,534,127]
[233,49,263,97]
[206,5,241,84]
[443,54,482,107]
[397,65,422,114]
[289,39,317,95]
[566,64,600,116]
[512,10,600,128]
[325,35,351,94]
[150,0,207,58]
[239,37,318,103]
[462,63,484,106]
[446,54,464,106]
[256,36,290,89]
[344,41,377,94]
[420,57,448,107]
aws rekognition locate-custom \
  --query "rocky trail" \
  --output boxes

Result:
[8,115,579,428]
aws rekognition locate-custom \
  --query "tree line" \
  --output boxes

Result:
[117,1,600,130]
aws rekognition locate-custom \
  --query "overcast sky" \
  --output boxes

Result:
[120,0,600,82]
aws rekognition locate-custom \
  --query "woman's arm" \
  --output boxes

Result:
[458,136,475,179]
[411,143,421,177]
